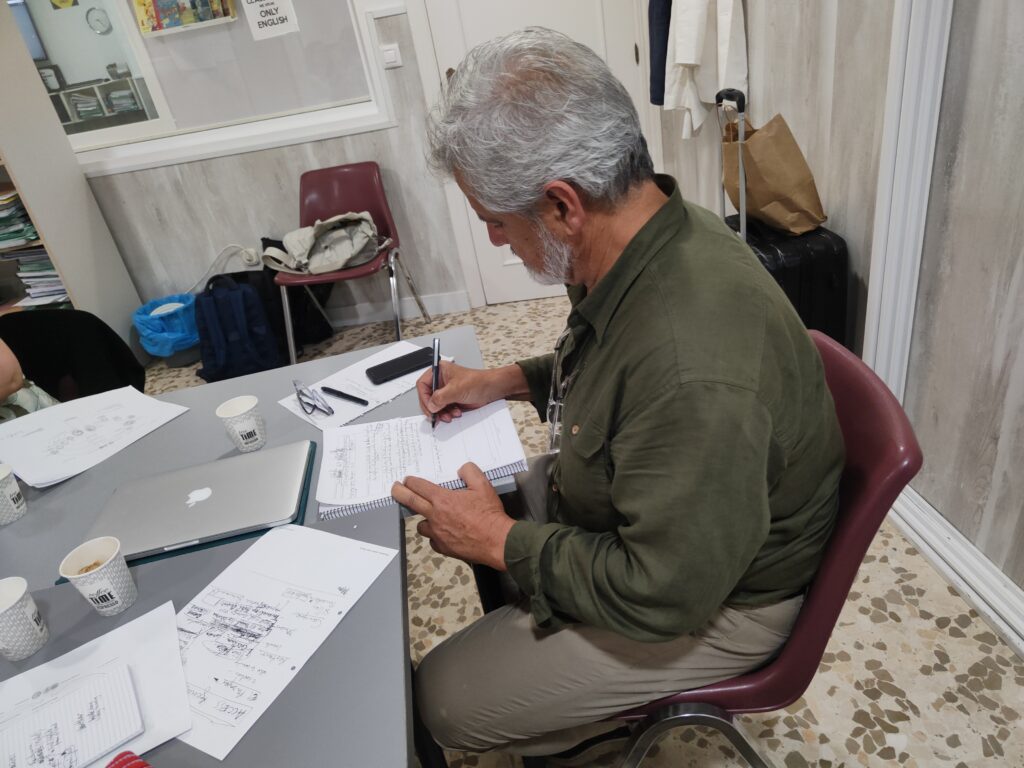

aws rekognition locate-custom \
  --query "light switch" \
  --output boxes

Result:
[380,43,402,69]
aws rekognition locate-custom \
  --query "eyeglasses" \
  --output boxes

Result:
[292,379,334,417]
[546,327,577,454]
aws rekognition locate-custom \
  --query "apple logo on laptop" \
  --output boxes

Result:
[186,487,213,508]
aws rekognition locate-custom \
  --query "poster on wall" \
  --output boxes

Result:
[131,0,237,35]
[241,0,299,41]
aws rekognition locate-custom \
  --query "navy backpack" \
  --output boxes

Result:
[194,275,283,382]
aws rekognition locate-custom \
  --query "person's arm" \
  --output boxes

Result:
[514,353,555,421]
[415,357,550,423]
[0,339,25,401]
[503,381,780,642]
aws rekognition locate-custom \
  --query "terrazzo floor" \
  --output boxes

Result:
[145,297,1024,767]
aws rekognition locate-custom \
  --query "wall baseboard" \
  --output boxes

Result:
[325,290,470,329]
[888,486,1024,659]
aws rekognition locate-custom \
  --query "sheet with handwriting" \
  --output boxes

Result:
[0,664,142,768]
[175,524,397,760]
[0,386,188,487]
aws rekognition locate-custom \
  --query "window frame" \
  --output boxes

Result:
[73,0,402,178]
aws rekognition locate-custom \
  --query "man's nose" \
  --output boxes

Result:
[486,223,508,247]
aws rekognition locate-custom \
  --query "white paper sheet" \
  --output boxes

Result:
[279,341,449,431]
[176,525,397,760]
[0,663,143,768]
[0,602,190,766]
[315,400,528,508]
[0,386,188,487]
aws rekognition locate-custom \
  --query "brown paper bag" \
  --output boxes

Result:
[722,113,826,235]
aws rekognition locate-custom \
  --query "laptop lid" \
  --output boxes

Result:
[90,440,314,560]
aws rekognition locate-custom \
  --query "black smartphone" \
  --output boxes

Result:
[365,346,435,385]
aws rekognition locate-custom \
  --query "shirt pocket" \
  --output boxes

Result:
[556,417,616,525]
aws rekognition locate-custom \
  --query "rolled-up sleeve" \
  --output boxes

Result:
[515,354,554,422]
[504,380,777,642]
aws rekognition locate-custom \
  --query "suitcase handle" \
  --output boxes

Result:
[716,89,747,242]
[715,88,746,113]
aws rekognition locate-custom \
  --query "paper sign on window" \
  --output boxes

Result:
[241,0,299,41]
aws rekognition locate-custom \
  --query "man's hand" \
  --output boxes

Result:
[416,362,531,424]
[392,462,515,571]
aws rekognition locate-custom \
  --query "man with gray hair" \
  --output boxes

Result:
[391,27,844,762]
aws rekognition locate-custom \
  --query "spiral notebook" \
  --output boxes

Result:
[317,400,528,519]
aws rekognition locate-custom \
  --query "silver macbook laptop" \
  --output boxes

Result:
[89,440,314,560]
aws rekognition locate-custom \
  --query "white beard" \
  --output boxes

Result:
[526,222,574,285]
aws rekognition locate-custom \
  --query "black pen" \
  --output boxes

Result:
[321,386,370,407]
[431,337,440,430]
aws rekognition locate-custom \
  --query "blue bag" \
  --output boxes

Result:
[133,293,200,357]
[194,275,283,382]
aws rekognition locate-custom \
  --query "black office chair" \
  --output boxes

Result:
[0,309,144,401]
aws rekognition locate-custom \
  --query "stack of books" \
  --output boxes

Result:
[0,188,69,306]
[106,89,139,113]
[0,188,38,251]
[70,92,103,120]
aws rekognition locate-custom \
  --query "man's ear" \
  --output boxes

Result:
[539,181,586,239]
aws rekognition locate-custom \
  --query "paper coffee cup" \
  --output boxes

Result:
[59,536,138,617]
[0,464,27,526]
[216,395,267,453]
[0,576,48,661]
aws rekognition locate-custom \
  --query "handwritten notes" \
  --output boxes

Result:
[316,400,528,514]
[0,387,188,487]
[0,603,189,766]
[0,664,143,768]
[176,525,397,760]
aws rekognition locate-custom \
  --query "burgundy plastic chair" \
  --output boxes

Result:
[610,330,924,768]
[275,162,404,364]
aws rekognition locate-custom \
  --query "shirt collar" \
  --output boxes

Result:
[568,174,686,345]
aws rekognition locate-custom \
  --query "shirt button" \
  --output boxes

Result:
[571,424,580,436]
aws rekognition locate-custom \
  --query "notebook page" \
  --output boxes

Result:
[316,400,526,507]
[0,663,143,768]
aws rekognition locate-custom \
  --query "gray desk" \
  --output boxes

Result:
[0,325,485,767]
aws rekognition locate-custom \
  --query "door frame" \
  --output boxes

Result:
[865,0,1024,657]
[404,0,663,308]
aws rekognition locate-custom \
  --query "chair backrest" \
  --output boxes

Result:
[298,161,399,247]
[0,309,144,401]
[620,330,923,718]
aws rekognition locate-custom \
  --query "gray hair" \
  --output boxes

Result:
[427,26,654,215]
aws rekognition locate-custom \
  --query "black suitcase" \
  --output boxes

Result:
[715,89,850,348]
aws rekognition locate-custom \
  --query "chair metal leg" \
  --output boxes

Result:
[387,250,402,341]
[616,704,775,768]
[393,249,431,322]
[280,285,297,365]
[303,285,334,327]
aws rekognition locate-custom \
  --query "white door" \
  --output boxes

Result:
[424,0,656,305]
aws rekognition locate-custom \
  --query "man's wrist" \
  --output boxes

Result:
[492,364,531,402]
[486,515,516,572]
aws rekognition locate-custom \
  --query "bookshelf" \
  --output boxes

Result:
[0,2,142,345]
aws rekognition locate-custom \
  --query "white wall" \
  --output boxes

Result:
[24,0,140,84]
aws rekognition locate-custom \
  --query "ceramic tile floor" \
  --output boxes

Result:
[145,297,1024,767]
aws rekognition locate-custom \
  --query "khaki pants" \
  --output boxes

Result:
[415,456,803,756]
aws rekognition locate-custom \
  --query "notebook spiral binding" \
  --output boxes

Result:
[319,460,529,521]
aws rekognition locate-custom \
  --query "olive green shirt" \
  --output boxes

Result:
[506,175,845,643]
